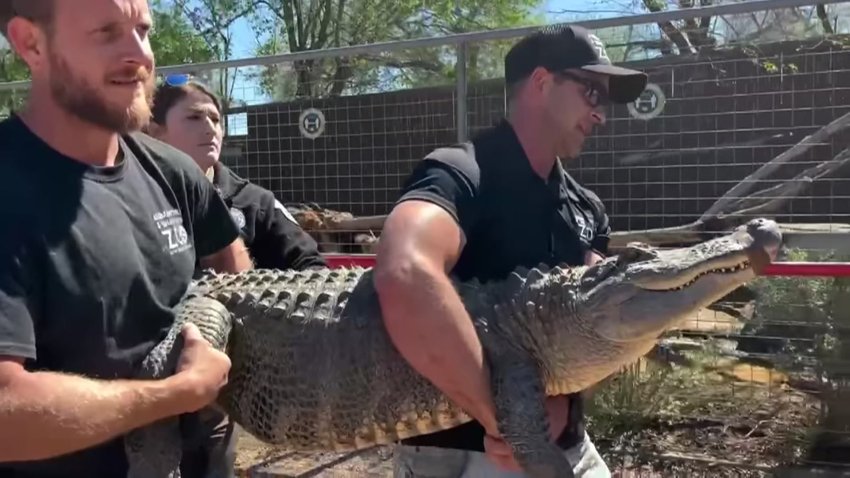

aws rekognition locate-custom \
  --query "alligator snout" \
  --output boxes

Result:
[743,218,783,273]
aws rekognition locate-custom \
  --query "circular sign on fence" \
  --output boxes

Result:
[299,108,326,139]
[627,83,666,120]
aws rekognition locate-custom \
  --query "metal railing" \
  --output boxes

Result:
[2,0,849,145]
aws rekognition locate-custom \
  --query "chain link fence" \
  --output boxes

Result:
[2,1,850,475]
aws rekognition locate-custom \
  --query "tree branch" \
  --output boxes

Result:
[719,148,850,219]
[608,146,850,247]
[817,4,835,34]
[293,0,305,48]
[358,54,445,72]
[313,0,336,48]
[700,110,850,222]
[641,0,697,55]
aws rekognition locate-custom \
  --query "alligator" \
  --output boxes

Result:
[124,217,782,478]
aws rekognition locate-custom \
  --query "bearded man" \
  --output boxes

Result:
[0,1,254,477]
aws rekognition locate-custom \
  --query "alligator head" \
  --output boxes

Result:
[577,218,782,342]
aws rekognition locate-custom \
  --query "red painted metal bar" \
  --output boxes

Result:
[323,254,377,269]
[761,262,850,277]
[322,254,850,279]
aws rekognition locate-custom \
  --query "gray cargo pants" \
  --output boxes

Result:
[392,431,610,478]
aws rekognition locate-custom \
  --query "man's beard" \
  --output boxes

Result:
[48,53,154,134]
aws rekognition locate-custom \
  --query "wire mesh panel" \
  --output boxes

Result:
[1,1,849,475]
[226,65,456,212]
[188,3,850,258]
[194,46,465,252]
[465,6,850,239]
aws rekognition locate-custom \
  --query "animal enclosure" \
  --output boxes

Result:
[1,0,850,475]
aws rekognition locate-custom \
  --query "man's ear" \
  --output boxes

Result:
[6,17,48,72]
[528,66,550,93]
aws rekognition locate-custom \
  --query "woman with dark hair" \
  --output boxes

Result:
[148,75,326,271]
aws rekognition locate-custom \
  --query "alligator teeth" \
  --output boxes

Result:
[666,261,750,291]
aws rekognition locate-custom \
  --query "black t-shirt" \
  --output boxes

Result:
[395,118,611,452]
[0,115,240,477]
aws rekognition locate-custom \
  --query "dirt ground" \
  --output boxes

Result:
[232,383,821,477]
[589,384,822,477]
[234,429,394,477]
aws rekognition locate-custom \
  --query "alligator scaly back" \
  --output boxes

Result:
[186,267,482,448]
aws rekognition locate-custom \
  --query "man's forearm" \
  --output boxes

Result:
[200,238,254,273]
[0,370,190,462]
[585,249,605,266]
[376,260,500,435]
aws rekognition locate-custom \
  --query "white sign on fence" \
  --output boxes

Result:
[627,83,666,120]
[299,108,326,139]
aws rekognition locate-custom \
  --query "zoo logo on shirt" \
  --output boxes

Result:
[153,208,192,255]
[575,215,595,243]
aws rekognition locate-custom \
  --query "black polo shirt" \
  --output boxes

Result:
[395,118,611,452]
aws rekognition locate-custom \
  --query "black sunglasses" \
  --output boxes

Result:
[553,71,610,108]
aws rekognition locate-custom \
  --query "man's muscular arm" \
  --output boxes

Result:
[0,324,229,463]
[374,200,499,435]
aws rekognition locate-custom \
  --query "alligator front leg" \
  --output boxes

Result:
[124,296,233,478]
[484,340,575,478]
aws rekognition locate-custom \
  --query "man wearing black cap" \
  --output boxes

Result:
[374,24,648,477]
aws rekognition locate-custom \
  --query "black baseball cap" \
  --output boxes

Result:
[505,24,648,104]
